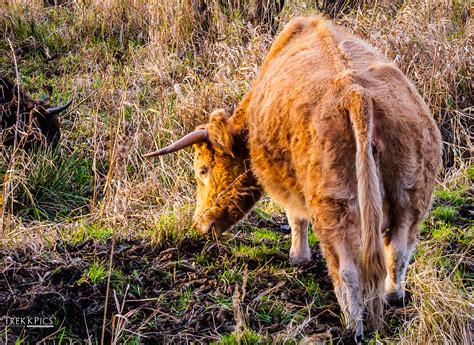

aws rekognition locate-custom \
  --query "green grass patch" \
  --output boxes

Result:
[208,295,234,309]
[6,13,67,58]
[298,277,321,297]
[251,207,273,221]
[2,147,93,221]
[193,249,211,266]
[296,276,328,305]
[254,297,290,325]
[214,329,261,345]
[218,268,243,287]
[234,243,281,260]
[308,226,318,246]
[253,228,280,241]
[170,288,193,315]
[434,188,469,206]
[146,210,196,245]
[430,222,456,241]
[466,165,474,182]
[128,270,145,298]
[79,261,108,285]
[431,205,458,223]
[69,223,113,244]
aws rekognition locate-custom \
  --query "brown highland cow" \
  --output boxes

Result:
[145,16,442,341]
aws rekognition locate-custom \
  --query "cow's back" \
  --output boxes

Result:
[243,15,441,217]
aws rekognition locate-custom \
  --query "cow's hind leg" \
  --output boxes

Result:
[333,242,364,342]
[287,209,311,265]
[312,200,364,342]
[384,209,419,305]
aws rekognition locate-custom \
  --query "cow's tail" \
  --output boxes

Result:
[346,86,386,329]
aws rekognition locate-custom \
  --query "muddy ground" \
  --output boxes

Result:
[1,202,472,344]
[1,229,337,343]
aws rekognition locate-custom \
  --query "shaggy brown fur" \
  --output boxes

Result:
[166,16,441,339]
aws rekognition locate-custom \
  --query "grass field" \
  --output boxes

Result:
[0,0,472,343]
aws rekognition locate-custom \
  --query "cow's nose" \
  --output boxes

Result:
[197,220,214,235]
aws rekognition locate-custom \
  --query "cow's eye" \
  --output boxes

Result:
[199,167,209,175]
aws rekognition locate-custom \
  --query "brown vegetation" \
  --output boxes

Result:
[0,0,471,343]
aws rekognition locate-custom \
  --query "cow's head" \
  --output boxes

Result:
[1,77,71,149]
[145,109,262,235]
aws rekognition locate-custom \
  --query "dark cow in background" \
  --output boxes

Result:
[1,77,71,149]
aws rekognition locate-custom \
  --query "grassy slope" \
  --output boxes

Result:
[0,0,472,343]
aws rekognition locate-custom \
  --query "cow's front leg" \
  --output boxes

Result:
[287,209,311,265]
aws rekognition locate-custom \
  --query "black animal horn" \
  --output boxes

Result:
[45,99,72,115]
[144,129,209,157]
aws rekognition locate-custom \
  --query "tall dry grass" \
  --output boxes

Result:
[2,0,470,225]
[0,0,472,343]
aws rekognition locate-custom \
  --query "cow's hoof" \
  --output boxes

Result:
[332,327,359,345]
[354,319,364,344]
[386,290,406,307]
[355,334,364,344]
[289,253,312,266]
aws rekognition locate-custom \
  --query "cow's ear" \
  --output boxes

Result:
[207,109,234,155]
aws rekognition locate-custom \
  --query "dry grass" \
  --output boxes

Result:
[0,0,472,343]
[400,247,472,344]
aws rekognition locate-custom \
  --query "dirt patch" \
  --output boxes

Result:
[3,196,471,343]
[0,230,342,343]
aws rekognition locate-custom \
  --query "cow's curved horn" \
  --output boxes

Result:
[143,129,209,157]
[45,99,72,115]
